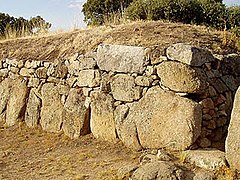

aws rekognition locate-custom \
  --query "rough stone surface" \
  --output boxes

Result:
[19,68,35,77]
[25,89,41,128]
[79,57,96,70]
[185,149,227,170]
[111,74,141,102]
[0,79,12,116]
[157,61,207,93]
[226,87,240,171]
[28,78,40,88]
[115,104,142,151]
[221,75,238,91]
[166,43,214,66]
[35,67,48,79]
[6,77,28,126]
[90,91,117,142]
[40,83,64,133]
[220,54,240,76]
[117,164,139,179]
[77,70,101,88]
[193,171,216,180]
[54,61,68,78]
[135,76,151,87]
[97,44,146,73]
[132,161,183,180]
[63,88,90,139]
[117,86,202,151]
[66,60,80,75]
[0,69,8,77]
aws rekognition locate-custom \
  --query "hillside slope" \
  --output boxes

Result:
[0,21,238,62]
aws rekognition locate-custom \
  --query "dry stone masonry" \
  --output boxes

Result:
[0,43,240,172]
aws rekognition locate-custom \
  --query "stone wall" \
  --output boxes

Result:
[0,43,240,153]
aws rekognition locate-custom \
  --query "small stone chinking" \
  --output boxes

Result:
[0,43,240,174]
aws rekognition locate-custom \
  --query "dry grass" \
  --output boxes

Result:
[0,20,239,62]
[0,123,140,180]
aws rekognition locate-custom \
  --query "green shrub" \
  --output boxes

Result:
[164,0,202,24]
[82,0,133,25]
[0,13,51,39]
[227,6,240,36]
[197,0,226,29]
[124,0,227,28]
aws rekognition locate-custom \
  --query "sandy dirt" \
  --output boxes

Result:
[0,122,140,180]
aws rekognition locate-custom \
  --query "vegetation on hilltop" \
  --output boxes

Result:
[0,21,238,61]
[82,0,240,51]
[82,0,240,30]
[0,13,51,39]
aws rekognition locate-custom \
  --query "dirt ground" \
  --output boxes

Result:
[0,21,239,62]
[0,122,140,180]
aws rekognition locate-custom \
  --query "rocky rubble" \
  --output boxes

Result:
[0,43,240,174]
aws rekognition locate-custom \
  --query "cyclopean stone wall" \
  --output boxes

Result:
[0,43,240,154]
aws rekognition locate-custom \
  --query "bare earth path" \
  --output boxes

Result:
[0,123,140,180]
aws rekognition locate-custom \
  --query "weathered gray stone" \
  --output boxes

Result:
[221,75,238,91]
[54,61,68,78]
[115,104,142,151]
[193,171,216,180]
[140,152,172,164]
[67,77,78,87]
[6,77,29,126]
[145,66,154,77]
[208,78,229,94]
[43,62,50,68]
[135,76,151,87]
[79,57,96,70]
[47,64,55,76]
[208,86,217,97]
[77,70,101,88]
[66,60,80,75]
[47,77,60,83]
[17,60,24,68]
[185,149,227,170]
[25,89,41,128]
[57,84,70,95]
[0,69,8,77]
[166,43,214,66]
[157,61,207,93]
[35,67,48,79]
[5,59,18,67]
[220,54,240,76]
[63,88,90,139]
[40,83,64,133]
[132,161,183,180]
[19,68,35,77]
[151,55,167,65]
[226,87,240,171]
[90,92,117,142]
[111,74,141,102]
[10,67,19,74]
[117,164,139,179]
[200,98,214,109]
[28,78,40,88]
[197,138,212,148]
[24,60,32,68]
[31,60,42,68]
[97,44,146,73]
[118,86,202,151]
[99,72,113,93]
[0,79,12,120]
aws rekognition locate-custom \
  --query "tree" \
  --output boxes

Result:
[0,13,51,39]
[29,16,51,33]
[82,0,133,25]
